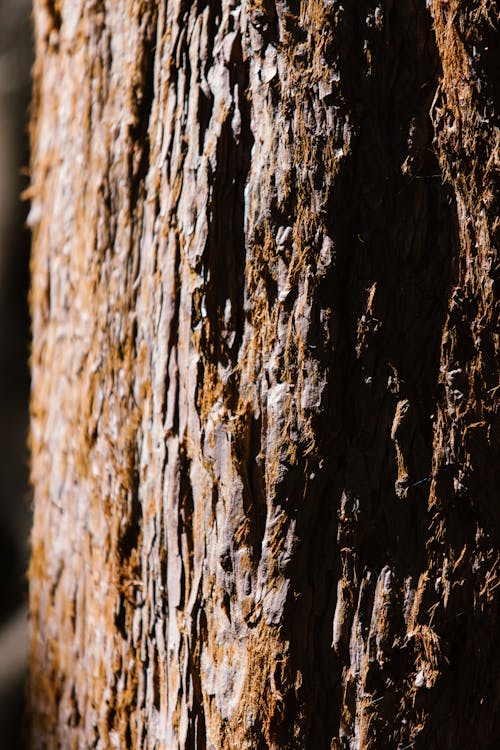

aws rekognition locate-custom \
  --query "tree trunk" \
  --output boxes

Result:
[28,1,498,748]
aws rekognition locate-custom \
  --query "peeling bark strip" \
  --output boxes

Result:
[29,1,498,748]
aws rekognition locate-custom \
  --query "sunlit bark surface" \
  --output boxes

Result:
[29,1,498,748]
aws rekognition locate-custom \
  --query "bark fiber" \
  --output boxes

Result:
[29,1,499,748]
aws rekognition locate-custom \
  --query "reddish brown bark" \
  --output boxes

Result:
[29,1,499,748]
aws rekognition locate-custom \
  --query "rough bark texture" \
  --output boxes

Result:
[29,1,499,749]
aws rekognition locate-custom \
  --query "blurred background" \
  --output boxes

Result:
[0,0,32,746]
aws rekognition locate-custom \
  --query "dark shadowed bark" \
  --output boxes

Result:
[29,1,499,748]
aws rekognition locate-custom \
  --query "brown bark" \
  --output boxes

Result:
[29,1,499,748]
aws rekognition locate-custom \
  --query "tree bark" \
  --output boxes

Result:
[29,1,499,748]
